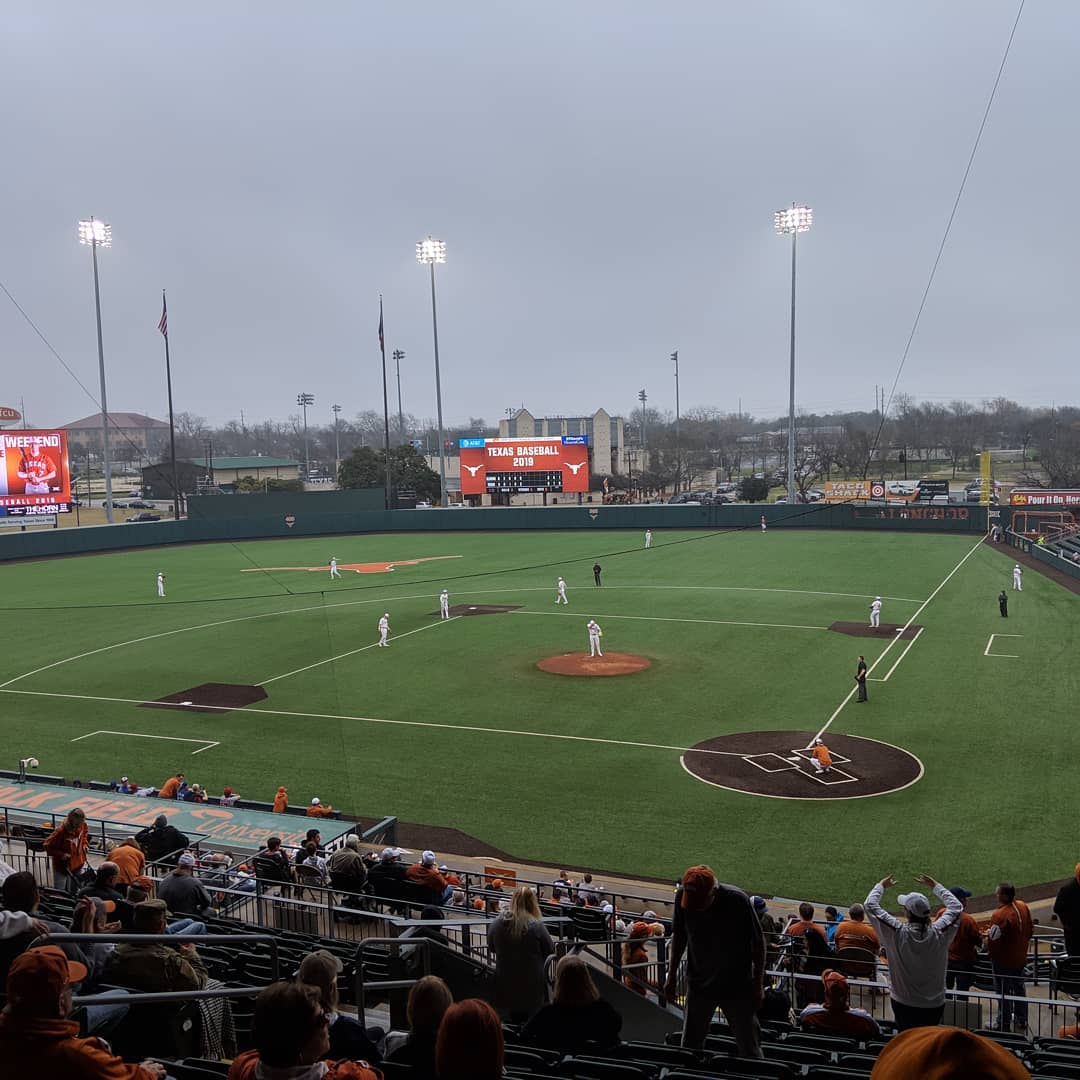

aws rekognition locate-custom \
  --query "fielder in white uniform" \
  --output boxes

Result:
[439,589,450,619]
[869,596,882,628]
[156,572,166,598]
[378,613,390,646]
[329,557,341,579]
[760,515,767,532]
[556,577,568,604]
[587,619,603,657]
[1013,564,1023,591]
[644,529,652,549]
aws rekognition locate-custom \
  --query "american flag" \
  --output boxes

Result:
[158,292,168,337]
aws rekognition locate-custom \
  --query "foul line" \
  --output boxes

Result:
[2,687,754,758]
[70,730,219,755]
[984,633,1022,659]
[869,627,926,682]
[509,611,827,632]
[812,535,987,743]
[256,617,460,686]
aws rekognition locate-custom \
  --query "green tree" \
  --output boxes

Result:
[738,476,769,502]
[338,445,441,502]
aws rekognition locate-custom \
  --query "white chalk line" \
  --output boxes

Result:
[2,686,754,758]
[812,534,988,744]
[984,632,1022,659]
[874,627,926,682]
[70,730,219,755]
[509,610,828,632]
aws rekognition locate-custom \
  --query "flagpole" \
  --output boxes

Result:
[379,295,392,511]
[160,291,181,521]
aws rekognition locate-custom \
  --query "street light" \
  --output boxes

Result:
[331,404,342,478]
[392,350,406,444]
[297,393,314,479]
[416,237,448,507]
[78,218,114,523]
[774,204,812,505]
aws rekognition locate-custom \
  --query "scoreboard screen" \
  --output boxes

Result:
[459,436,590,496]
[0,430,72,513]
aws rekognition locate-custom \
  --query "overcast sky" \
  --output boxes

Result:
[3,1,1075,433]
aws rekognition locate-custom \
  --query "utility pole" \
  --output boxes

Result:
[332,404,342,479]
[297,392,314,479]
[392,350,406,444]
[672,351,680,493]
[638,387,648,452]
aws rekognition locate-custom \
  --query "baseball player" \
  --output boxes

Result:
[439,589,450,619]
[586,619,603,657]
[810,739,833,774]
[329,557,341,580]
[377,613,390,647]
[16,443,57,494]
[869,596,882,629]
[1012,564,1023,591]
[556,576,568,605]
[760,515,767,532]
[644,529,652,549]
[156,571,166,598]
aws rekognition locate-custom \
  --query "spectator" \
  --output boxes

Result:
[328,835,368,896]
[435,998,504,1080]
[663,864,765,1058]
[864,873,961,1030]
[406,850,453,904]
[988,882,1033,1033]
[255,836,294,884]
[70,896,121,986]
[1053,864,1080,957]
[524,953,622,1053]
[751,895,784,972]
[109,837,147,885]
[937,887,981,993]
[220,786,239,807]
[297,949,382,1063]
[106,900,208,992]
[134,814,191,866]
[157,772,184,800]
[183,783,208,804]
[43,808,89,893]
[298,841,329,885]
[157,852,214,918]
[834,903,880,955]
[294,830,324,868]
[824,906,843,948]
[785,902,829,946]
[577,872,599,903]
[799,968,881,1038]
[272,785,289,812]
[368,847,409,896]
[385,974,453,1072]
[487,886,554,1021]
[228,982,380,1079]
[0,838,17,885]
[307,797,334,818]
[869,1025,1031,1078]
[0,872,85,994]
[550,886,572,905]
[0,945,165,1080]
[552,869,576,894]
[77,861,125,907]
[622,920,656,996]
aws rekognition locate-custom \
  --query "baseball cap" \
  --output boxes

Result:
[422,849,437,866]
[178,852,197,868]
[642,909,658,920]
[223,787,233,796]
[133,899,169,931]
[898,891,931,918]
[948,886,972,900]
[310,797,320,806]
[628,920,651,939]
[120,776,129,783]
[6,946,88,1014]
[870,1026,1030,1080]
[821,968,849,1010]
[381,846,405,860]
[297,949,344,986]
[750,895,767,914]
[602,902,614,914]
[680,865,716,911]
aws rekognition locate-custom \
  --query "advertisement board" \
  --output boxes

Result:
[0,430,72,512]
[1010,489,1080,508]
[822,480,871,502]
[459,436,590,495]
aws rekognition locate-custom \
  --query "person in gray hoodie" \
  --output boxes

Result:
[864,873,962,1031]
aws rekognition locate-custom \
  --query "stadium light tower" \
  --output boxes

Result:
[78,218,115,523]
[297,392,314,479]
[774,204,812,505]
[416,237,448,507]
[392,350,406,444]
[331,403,342,477]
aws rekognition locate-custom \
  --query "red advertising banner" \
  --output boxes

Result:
[1010,489,1080,508]
[460,437,590,495]
[0,429,72,508]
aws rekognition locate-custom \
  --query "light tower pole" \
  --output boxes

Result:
[416,237,448,506]
[637,388,648,471]
[392,350,406,444]
[297,392,314,479]
[672,351,680,493]
[332,404,342,478]
[774,203,812,504]
[78,218,114,522]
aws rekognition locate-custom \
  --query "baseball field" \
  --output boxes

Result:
[1,526,1074,901]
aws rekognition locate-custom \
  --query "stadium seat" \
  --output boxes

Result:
[1051,958,1080,1000]
[804,1068,873,1080]
[178,1061,231,1076]
[832,947,878,980]
[763,1043,828,1067]
[558,1056,652,1079]
[377,1062,416,1080]
[505,1046,564,1072]
[1030,1065,1080,1080]
[718,1059,797,1079]
[613,1041,705,1069]
[783,1033,858,1054]
[974,1028,1031,1051]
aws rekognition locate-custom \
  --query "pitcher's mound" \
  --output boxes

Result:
[140,683,268,714]
[537,652,652,677]
[439,604,522,616]
[830,621,923,640]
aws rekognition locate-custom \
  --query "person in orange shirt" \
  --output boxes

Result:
[272,786,289,813]
[44,808,89,893]
[937,887,981,992]
[108,837,147,886]
[307,797,334,818]
[622,921,657,996]
[810,740,832,774]
[406,850,453,903]
[987,882,1033,1033]
[833,903,880,955]
[158,772,183,800]
[798,969,880,1038]
[785,901,829,945]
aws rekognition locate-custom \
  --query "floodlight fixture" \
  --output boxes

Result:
[78,219,112,247]
[774,205,812,235]
[416,237,446,265]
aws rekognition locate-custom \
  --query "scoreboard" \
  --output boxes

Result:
[459,436,589,495]
[0,430,72,514]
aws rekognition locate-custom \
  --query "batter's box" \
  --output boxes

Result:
[800,767,860,786]
[791,747,852,767]
[743,753,799,773]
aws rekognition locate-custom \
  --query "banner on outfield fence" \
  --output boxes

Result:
[1010,489,1080,508]
[0,430,71,511]
[823,480,871,502]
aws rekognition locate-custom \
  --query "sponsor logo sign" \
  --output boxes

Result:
[0,406,21,424]
[823,480,870,502]
[870,482,885,498]
[1010,489,1080,507]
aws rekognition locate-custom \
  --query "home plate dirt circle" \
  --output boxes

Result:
[682,730,923,800]
[536,652,652,677]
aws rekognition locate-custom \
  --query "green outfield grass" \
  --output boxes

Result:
[1,528,1075,901]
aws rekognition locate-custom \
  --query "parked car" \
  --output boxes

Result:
[806,489,825,502]
[126,499,154,509]
[105,500,127,509]
[126,512,162,522]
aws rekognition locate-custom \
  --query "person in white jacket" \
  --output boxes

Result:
[0,908,49,941]
[864,873,962,1031]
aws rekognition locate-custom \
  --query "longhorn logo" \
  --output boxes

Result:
[564,462,586,475]
[463,464,483,477]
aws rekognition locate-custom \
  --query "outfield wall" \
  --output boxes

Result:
[0,497,990,563]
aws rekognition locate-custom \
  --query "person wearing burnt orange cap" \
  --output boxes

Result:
[272,785,289,813]
[662,864,765,1058]
[0,945,165,1079]
[869,1025,1031,1079]
[1053,864,1080,957]
[799,968,881,1038]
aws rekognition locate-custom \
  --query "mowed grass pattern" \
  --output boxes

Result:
[1,528,1076,900]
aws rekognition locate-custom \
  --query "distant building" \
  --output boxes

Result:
[498,408,626,475]
[60,411,170,458]
[185,456,302,485]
